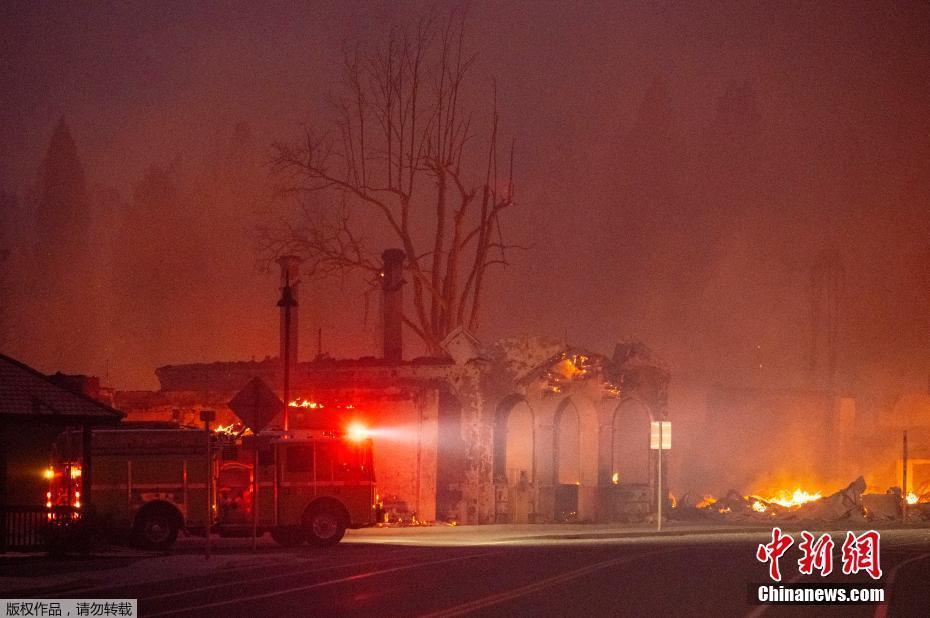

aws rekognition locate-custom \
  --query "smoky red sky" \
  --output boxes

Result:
[1,0,928,408]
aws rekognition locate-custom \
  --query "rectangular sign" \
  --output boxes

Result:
[650,421,671,450]
[1,600,138,617]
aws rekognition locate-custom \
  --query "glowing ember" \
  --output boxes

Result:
[289,399,323,409]
[611,472,619,485]
[906,492,918,505]
[752,500,768,513]
[553,354,589,380]
[764,488,822,508]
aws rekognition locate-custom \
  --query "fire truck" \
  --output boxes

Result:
[49,422,381,549]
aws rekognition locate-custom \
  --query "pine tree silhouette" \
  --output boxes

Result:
[30,118,97,372]
[35,118,89,273]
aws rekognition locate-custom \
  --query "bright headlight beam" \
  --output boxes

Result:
[346,422,371,442]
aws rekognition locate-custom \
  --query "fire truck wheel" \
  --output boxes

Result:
[133,507,180,550]
[270,527,305,547]
[304,504,347,547]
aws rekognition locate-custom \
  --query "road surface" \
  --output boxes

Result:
[12,528,929,617]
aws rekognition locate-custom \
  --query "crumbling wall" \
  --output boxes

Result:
[445,363,491,524]
[355,391,439,523]
[436,387,467,521]
[460,337,667,524]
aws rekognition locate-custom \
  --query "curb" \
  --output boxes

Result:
[501,527,773,542]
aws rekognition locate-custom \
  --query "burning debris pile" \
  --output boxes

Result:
[674,477,930,524]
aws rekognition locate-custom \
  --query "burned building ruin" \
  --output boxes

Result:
[116,253,671,525]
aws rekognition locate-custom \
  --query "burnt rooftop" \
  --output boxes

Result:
[154,355,458,394]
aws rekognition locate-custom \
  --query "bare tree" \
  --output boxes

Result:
[264,9,515,355]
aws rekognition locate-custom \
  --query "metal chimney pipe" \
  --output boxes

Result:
[276,255,300,368]
[381,249,405,362]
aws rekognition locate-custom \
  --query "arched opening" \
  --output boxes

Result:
[504,401,535,486]
[605,398,653,521]
[553,400,581,521]
[611,399,652,485]
[493,397,535,523]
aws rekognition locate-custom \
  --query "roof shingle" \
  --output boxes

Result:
[0,354,124,424]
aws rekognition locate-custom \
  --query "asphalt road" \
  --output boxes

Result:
[25,533,930,617]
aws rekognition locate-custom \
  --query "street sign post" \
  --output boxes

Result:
[903,430,908,522]
[650,421,671,532]
[228,379,284,550]
[228,377,285,433]
[200,409,216,559]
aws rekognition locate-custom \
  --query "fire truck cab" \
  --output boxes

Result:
[50,424,380,549]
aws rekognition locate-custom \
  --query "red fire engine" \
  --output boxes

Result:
[50,422,381,549]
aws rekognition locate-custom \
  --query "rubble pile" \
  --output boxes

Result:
[673,476,930,524]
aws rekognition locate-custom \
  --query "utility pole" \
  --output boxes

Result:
[277,276,297,431]
[903,430,908,522]
[252,441,259,551]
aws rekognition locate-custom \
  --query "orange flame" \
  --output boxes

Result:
[763,488,822,508]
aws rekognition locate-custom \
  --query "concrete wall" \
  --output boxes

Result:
[364,392,439,523]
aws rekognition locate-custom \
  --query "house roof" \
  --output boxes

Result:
[0,354,124,424]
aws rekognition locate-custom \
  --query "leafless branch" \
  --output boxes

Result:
[265,6,516,355]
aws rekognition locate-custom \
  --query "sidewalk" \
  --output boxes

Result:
[343,519,930,547]
[344,520,773,545]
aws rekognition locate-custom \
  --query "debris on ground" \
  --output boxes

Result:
[862,491,902,521]
[671,476,930,524]
[792,477,867,522]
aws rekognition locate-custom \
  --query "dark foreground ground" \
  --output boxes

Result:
[2,526,929,617]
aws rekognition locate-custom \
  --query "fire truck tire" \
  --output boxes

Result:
[133,505,180,550]
[270,527,306,547]
[304,502,347,547]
